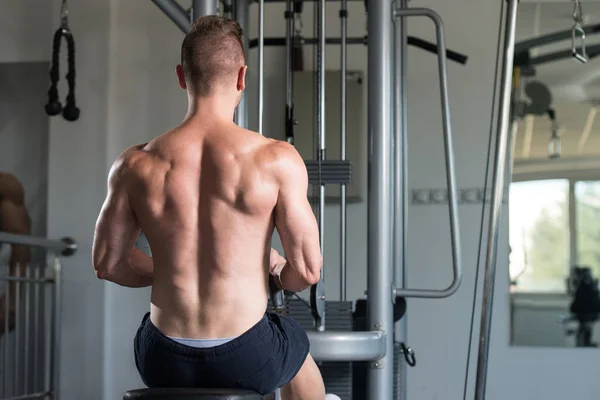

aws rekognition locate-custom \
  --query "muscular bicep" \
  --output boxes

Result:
[92,170,140,276]
[274,153,322,281]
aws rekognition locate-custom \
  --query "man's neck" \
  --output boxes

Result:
[184,95,236,124]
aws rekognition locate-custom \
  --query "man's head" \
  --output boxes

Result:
[176,16,246,105]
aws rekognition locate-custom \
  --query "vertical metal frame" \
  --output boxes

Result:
[475,0,519,398]
[366,0,394,395]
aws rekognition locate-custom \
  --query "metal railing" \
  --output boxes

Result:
[0,232,77,400]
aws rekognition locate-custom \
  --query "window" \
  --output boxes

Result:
[575,181,600,279]
[509,179,600,293]
[509,179,569,292]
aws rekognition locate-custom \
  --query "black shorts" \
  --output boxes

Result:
[133,312,310,395]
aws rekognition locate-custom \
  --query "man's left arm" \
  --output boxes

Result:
[92,155,153,288]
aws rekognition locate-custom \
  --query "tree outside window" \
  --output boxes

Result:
[509,179,600,293]
[576,181,600,280]
[509,179,569,292]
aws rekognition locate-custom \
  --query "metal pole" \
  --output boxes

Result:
[33,267,40,392]
[258,0,265,135]
[0,233,77,256]
[286,0,293,126]
[251,37,368,47]
[393,1,407,297]
[284,0,296,145]
[248,36,469,65]
[569,180,577,267]
[367,0,393,394]
[400,4,408,298]
[45,277,51,393]
[24,266,30,394]
[151,0,190,33]
[339,0,348,302]
[193,0,218,19]
[393,1,408,398]
[4,265,9,397]
[14,266,21,395]
[235,0,249,129]
[474,0,518,398]
[318,0,326,249]
[314,0,327,331]
[49,257,62,399]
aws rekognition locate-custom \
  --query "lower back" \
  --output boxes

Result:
[149,258,269,339]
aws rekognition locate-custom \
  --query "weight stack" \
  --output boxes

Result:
[393,343,407,400]
[270,299,354,400]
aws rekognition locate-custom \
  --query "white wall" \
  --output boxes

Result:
[6,0,600,399]
[1,1,108,398]
[46,1,111,398]
[0,0,52,63]
[510,295,571,347]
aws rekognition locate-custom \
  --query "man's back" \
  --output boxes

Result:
[126,121,282,339]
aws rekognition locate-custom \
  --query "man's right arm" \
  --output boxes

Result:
[272,143,322,292]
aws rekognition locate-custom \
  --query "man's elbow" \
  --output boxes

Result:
[304,255,323,285]
[304,272,320,286]
[94,264,111,281]
[93,257,116,281]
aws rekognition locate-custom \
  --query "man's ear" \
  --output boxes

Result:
[237,65,247,91]
[176,65,187,90]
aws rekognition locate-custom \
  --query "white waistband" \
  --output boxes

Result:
[166,335,238,349]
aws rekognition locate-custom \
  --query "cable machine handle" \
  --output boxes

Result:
[571,0,588,63]
[572,24,588,63]
[392,7,462,299]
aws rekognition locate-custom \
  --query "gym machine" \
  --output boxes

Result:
[560,266,600,347]
[131,0,522,399]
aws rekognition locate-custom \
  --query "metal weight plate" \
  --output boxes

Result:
[310,279,326,322]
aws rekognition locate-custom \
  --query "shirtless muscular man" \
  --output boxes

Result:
[93,16,334,399]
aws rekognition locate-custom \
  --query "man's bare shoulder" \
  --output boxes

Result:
[255,139,307,181]
[0,172,25,203]
[108,143,161,187]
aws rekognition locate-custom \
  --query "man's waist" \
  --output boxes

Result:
[149,302,267,339]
